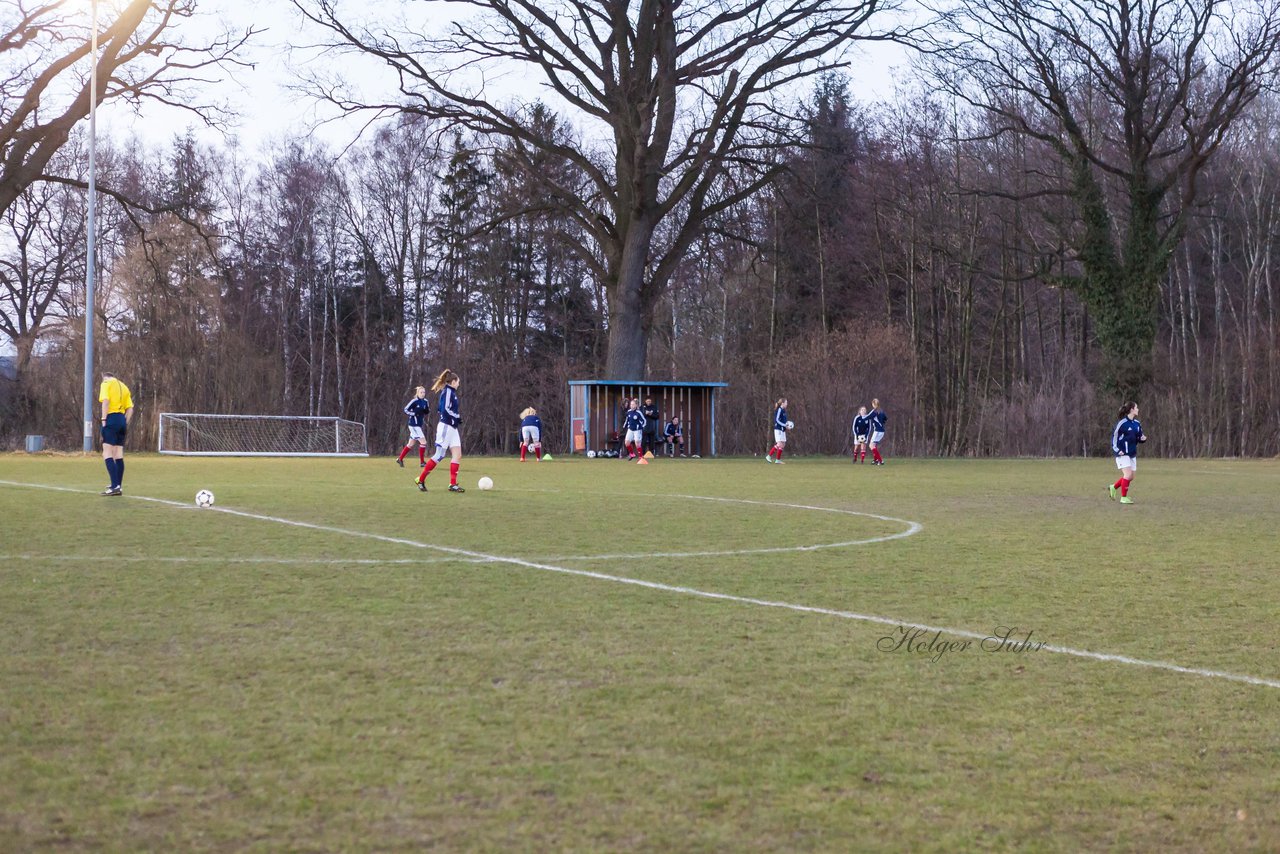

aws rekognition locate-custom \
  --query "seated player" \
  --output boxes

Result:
[664,417,685,456]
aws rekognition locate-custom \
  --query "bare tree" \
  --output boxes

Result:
[0,0,253,218]
[291,0,891,378]
[928,0,1280,396]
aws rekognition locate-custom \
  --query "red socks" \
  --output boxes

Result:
[872,448,883,463]
[1120,478,1130,497]
[450,462,459,486]
[535,445,542,460]
[418,459,437,483]
[397,445,410,462]
[520,443,527,461]
[418,447,426,464]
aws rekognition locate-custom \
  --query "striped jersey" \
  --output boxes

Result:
[404,397,430,427]
[438,386,461,426]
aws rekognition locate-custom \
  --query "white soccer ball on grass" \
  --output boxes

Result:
[195,489,215,508]
[477,476,494,491]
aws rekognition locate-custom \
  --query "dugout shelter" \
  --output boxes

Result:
[568,380,728,457]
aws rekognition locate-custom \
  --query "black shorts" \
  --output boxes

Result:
[101,413,128,446]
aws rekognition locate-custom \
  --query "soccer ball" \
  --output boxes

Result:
[786,420,795,430]
[587,450,596,458]
[477,476,494,491]
[195,489,215,508]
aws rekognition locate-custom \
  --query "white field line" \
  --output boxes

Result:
[544,493,921,560]
[1,554,492,566]
[2,479,1277,691]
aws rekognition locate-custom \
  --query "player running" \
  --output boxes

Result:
[1109,401,1147,505]
[396,386,431,468]
[868,398,887,465]
[520,407,543,461]
[851,406,870,463]
[416,369,465,493]
[766,397,789,463]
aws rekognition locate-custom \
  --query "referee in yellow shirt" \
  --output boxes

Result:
[99,371,134,496]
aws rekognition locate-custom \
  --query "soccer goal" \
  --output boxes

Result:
[158,413,368,457]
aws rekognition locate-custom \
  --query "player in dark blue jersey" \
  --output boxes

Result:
[622,398,647,461]
[867,398,887,465]
[766,397,789,463]
[640,397,661,455]
[664,416,685,456]
[416,369,465,492]
[1109,401,1147,504]
[851,406,870,463]
[519,406,544,461]
[396,385,431,467]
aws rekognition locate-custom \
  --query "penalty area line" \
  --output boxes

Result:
[2,479,1277,691]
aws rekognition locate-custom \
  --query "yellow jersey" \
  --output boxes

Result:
[99,378,133,415]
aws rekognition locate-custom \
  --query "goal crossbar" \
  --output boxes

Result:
[158,412,368,457]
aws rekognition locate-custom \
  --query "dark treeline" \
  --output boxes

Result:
[3,80,1280,457]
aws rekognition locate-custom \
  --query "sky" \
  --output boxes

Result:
[101,0,916,155]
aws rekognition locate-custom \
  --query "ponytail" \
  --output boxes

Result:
[775,398,787,410]
[1118,401,1137,420]
[430,369,459,393]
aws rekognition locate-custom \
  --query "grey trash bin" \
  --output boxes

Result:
[25,435,44,452]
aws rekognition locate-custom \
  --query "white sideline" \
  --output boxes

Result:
[2,479,1277,691]
[0,554,492,566]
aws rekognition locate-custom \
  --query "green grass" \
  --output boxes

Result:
[1,453,1278,851]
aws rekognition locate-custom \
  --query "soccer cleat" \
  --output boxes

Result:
[396,458,404,468]
[1108,484,1117,501]
[420,461,427,467]
[416,480,427,492]
[1119,496,1134,504]
[448,484,465,493]
[100,486,121,496]
[764,456,773,463]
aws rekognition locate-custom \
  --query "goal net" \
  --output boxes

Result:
[158,413,368,457]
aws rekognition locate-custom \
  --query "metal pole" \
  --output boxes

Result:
[81,0,99,452]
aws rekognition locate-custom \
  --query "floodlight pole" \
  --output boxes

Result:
[81,0,99,452]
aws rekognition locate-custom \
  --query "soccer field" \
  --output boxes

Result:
[2,454,1278,851]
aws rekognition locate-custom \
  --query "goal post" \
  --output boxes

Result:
[158,413,368,457]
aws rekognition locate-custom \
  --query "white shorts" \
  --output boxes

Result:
[625,429,644,446]
[774,429,787,444]
[435,422,461,450]
[521,426,540,444]
[408,425,426,442]
[870,431,885,445]
[1115,455,1136,471]
[854,434,868,444]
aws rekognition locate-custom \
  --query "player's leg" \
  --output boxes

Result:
[448,443,464,491]
[419,427,449,488]
[101,443,116,493]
